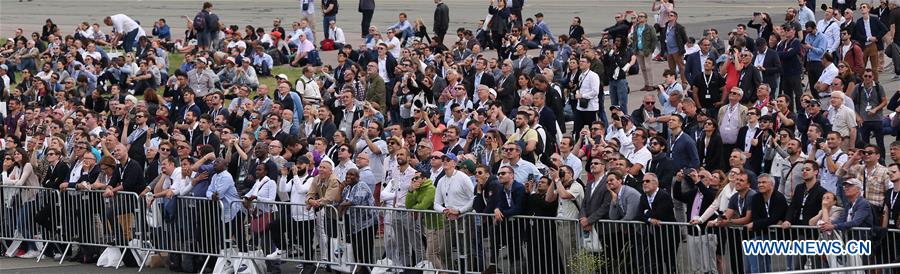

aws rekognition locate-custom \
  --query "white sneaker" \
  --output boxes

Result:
[266,248,284,259]
[221,261,235,274]
[53,253,63,260]
[892,75,900,81]
[20,250,40,259]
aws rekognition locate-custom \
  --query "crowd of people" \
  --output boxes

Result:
[2,0,900,273]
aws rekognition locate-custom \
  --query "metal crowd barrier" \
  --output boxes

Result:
[337,205,458,273]
[142,195,227,272]
[457,212,583,274]
[57,189,145,268]
[0,185,65,262]
[222,199,341,273]
[5,183,900,274]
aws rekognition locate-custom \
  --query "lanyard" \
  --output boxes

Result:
[889,190,900,211]
[738,194,747,216]
[799,191,810,220]
[763,196,771,218]
[702,72,713,89]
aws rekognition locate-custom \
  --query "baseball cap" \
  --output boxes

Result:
[609,105,622,111]
[0,64,7,71]
[807,99,821,106]
[194,57,207,64]
[276,74,289,81]
[457,159,476,173]
[225,57,235,64]
[843,179,863,189]
[297,155,311,164]
[442,152,458,162]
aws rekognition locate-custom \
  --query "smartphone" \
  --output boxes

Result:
[753,12,761,17]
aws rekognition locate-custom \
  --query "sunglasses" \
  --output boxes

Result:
[503,147,517,152]
[178,145,190,149]
[476,171,486,175]
[3,157,12,161]
[591,162,602,165]
[498,171,510,175]
[863,151,876,155]
[644,101,655,105]
[160,147,171,151]
[642,180,654,183]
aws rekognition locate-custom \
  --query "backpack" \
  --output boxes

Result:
[207,13,220,32]
[192,11,207,31]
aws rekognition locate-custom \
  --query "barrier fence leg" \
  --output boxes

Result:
[35,238,49,263]
[115,247,127,269]
[456,218,467,274]
[58,243,71,264]
[198,255,210,274]
[139,249,151,272]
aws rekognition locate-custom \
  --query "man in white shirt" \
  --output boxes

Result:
[815,53,839,99]
[558,136,583,178]
[827,91,858,149]
[385,29,403,58]
[434,153,475,220]
[104,14,141,53]
[797,0,816,27]
[627,128,653,175]
[381,149,417,267]
[327,20,346,49]
[575,57,603,137]
[816,7,841,53]
[549,165,584,265]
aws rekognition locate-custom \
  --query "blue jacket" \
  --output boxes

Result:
[668,130,700,170]
[834,197,873,230]
[776,38,802,76]
[489,181,527,219]
[804,33,827,62]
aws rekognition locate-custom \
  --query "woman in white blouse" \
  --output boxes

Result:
[4,148,42,258]
[244,164,280,258]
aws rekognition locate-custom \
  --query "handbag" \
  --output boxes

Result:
[582,230,603,253]
[321,39,335,51]
[628,61,640,75]
[578,98,589,108]
[250,211,272,233]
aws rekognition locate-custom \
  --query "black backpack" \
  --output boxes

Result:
[207,13,220,32]
[192,11,207,31]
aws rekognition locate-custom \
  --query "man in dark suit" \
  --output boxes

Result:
[638,172,678,274]
[41,148,71,190]
[494,60,518,114]
[735,110,767,174]
[684,38,719,86]
[753,38,782,95]
[851,3,888,81]
[489,166,527,267]
[745,174,788,273]
[666,114,700,171]
[736,51,762,104]
[580,158,612,232]
[466,58,496,98]
[533,90,558,147]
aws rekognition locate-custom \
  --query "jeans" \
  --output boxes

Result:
[747,235,772,273]
[323,15,336,39]
[609,79,629,113]
[16,58,36,74]
[123,28,139,53]
[16,201,37,251]
[861,120,886,163]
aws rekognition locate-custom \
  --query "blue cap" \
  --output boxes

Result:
[442,152,458,162]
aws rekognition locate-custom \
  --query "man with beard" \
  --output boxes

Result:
[645,136,675,192]
[776,138,809,199]
[381,148,417,268]
[780,160,826,270]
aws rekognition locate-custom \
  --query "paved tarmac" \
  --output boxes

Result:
[0,1,898,273]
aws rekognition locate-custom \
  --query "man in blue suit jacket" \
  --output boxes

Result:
[852,3,888,81]
[825,179,873,232]
[684,38,719,86]
[665,114,700,171]
[489,166,527,265]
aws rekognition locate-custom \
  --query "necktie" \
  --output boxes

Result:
[690,191,703,218]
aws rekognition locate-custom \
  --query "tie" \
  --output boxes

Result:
[690,191,703,218]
